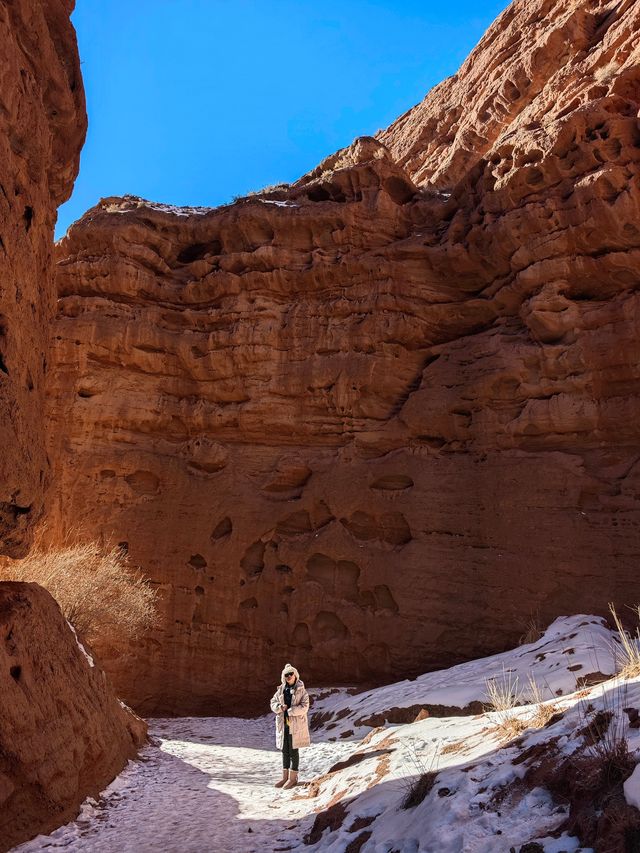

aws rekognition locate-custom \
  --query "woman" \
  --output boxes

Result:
[270,663,310,789]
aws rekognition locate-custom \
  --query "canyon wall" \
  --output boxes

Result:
[0,4,150,849]
[49,0,640,715]
[0,582,147,851]
[0,0,86,557]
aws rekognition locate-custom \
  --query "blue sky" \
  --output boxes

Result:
[55,1,510,237]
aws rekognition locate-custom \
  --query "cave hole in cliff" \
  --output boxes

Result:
[23,206,33,232]
[10,665,21,681]
[189,554,207,571]
[0,318,7,375]
[241,541,265,578]
[383,176,415,205]
[369,474,414,492]
[211,516,233,540]
[276,510,312,536]
[306,183,347,203]
[314,611,349,642]
[176,240,222,264]
[292,622,311,649]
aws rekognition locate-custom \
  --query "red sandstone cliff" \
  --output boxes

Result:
[0,582,146,851]
[0,3,150,849]
[49,0,640,715]
[0,0,86,557]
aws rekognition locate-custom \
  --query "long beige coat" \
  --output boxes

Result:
[270,664,310,750]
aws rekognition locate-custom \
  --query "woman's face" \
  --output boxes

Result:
[284,671,296,685]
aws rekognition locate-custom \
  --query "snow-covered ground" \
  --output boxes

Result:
[14,616,640,853]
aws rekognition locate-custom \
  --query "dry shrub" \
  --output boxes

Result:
[400,738,439,809]
[519,614,544,646]
[526,676,560,729]
[0,540,158,644]
[609,603,640,678]
[528,688,639,851]
[401,772,437,809]
[530,703,560,729]
[485,666,521,711]
[493,715,528,742]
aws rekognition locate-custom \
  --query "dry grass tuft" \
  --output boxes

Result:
[0,540,158,645]
[519,614,544,646]
[525,676,560,729]
[493,715,528,742]
[530,702,560,729]
[440,740,468,756]
[399,739,440,809]
[400,772,437,809]
[609,603,640,678]
[485,667,522,711]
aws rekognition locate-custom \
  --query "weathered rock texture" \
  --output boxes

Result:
[0,0,86,556]
[49,0,640,715]
[0,582,146,851]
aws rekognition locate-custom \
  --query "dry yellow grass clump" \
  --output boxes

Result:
[609,603,640,679]
[0,539,158,645]
[485,670,559,742]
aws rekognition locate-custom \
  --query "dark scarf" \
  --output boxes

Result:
[283,680,297,725]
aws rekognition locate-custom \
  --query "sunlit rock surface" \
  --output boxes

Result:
[48,0,640,715]
[0,0,86,556]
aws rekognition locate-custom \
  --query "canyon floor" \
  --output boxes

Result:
[13,614,640,853]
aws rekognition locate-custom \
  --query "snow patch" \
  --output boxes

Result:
[65,620,95,668]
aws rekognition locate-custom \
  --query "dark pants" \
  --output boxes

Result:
[282,729,299,771]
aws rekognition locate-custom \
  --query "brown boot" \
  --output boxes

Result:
[275,769,289,788]
[283,770,298,789]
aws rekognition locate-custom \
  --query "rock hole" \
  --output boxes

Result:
[10,665,21,681]
[276,510,312,536]
[240,597,258,610]
[307,186,331,202]
[195,586,205,598]
[118,541,129,555]
[125,470,160,495]
[370,474,414,491]
[176,240,222,264]
[525,167,544,186]
[189,554,207,571]
[211,517,233,540]
[374,584,399,613]
[313,611,349,642]
[292,622,311,648]
[383,176,415,205]
[241,541,265,578]
[23,206,33,232]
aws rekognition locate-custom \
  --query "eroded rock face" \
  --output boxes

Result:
[0,582,146,851]
[0,0,86,556]
[48,0,640,714]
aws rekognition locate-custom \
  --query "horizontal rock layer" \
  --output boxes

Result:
[0,0,86,556]
[48,0,640,714]
[0,582,146,851]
